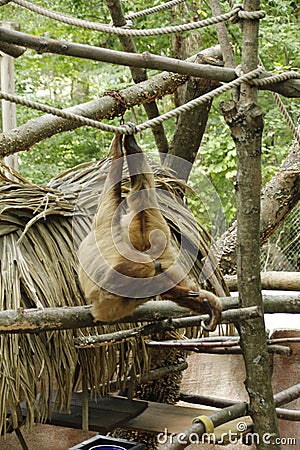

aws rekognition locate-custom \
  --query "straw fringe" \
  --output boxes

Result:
[0,159,227,434]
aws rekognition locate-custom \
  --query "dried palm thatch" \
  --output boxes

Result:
[0,156,228,435]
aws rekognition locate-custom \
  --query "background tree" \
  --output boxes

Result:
[0,1,298,207]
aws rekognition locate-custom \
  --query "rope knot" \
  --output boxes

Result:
[103,90,128,121]
[120,122,137,136]
[230,5,266,23]
[108,19,133,29]
[229,4,243,23]
[237,6,266,21]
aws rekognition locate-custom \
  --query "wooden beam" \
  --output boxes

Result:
[225,271,300,291]
[0,27,235,81]
[0,27,299,97]
[0,295,299,334]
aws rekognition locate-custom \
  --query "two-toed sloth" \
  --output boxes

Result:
[78,133,222,331]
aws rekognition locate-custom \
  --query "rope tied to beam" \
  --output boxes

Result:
[103,90,128,120]
[0,1,265,37]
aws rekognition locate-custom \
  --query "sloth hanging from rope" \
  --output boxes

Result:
[78,130,222,331]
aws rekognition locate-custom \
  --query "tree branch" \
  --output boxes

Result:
[146,337,291,356]
[209,0,235,68]
[274,383,300,408]
[0,68,188,157]
[0,295,299,334]
[218,118,300,275]
[166,54,221,180]
[0,27,236,80]
[159,402,248,450]
[181,384,300,410]
[180,384,300,421]
[0,40,25,57]
[74,306,260,348]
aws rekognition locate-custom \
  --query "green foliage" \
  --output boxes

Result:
[0,0,299,221]
[190,119,237,226]
[260,1,299,70]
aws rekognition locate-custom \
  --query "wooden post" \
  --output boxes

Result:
[81,370,89,431]
[1,22,18,179]
[233,1,281,448]
[221,1,282,449]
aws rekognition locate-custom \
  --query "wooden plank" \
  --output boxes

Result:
[16,395,148,433]
[48,396,148,432]
[48,406,134,432]
[123,402,214,433]
[123,401,252,442]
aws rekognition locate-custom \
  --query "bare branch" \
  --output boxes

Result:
[0,27,299,96]
[0,40,25,57]
[159,402,248,450]
[225,271,300,291]
[0,27,236,80]
[274,384,300,408]
[0,295,299,334]
[166,54,221,180]
[0,69,188,157]
[209,0,235,68]
[181,384,300,420]
[181,384,300,409]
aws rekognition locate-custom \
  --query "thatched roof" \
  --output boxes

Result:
[0,158,227,434]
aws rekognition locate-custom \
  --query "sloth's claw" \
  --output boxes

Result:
[201,298,215,332]
[176,290,222,332]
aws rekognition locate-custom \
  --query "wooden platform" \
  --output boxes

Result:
[17,395,251,442]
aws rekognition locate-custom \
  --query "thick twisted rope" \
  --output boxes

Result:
[251,71,300,87]
[125,0,186,21]
[0,67,264,135]
[0,92,119,132]
[254,70,300,144]
[251,68,300,145]
[0,1,265,36]
[134,67,264,133]
[271,92,300,145]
